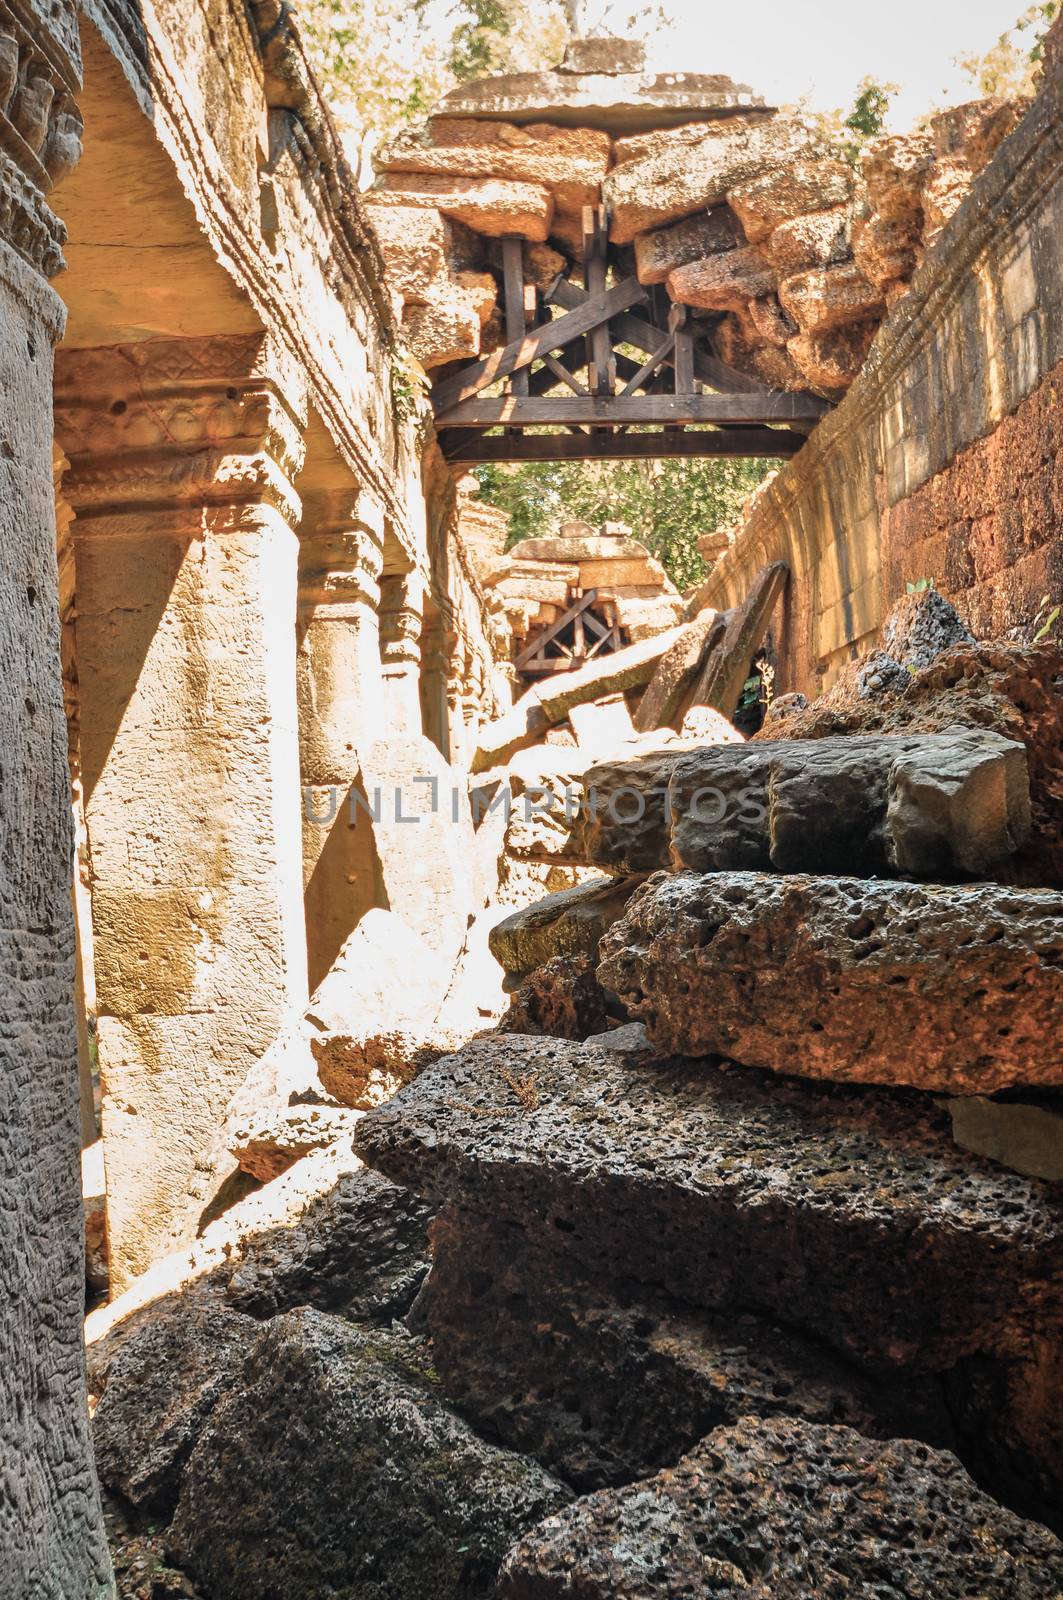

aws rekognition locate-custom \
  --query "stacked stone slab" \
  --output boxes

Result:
[354,1035,1063,1532]
[365,36,1028,392]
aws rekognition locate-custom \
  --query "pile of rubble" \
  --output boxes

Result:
[88,588,1063,1599]
[365,37,1027,396]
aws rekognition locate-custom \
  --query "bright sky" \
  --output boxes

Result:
[592,0,1037,130]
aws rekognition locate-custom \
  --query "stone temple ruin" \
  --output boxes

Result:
[1,0,1063,1595]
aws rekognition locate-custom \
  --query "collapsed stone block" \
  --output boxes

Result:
[369,172,555,240]
[605,115,818,244]
[633,206,744,285]
[376,117,612,198]
[573,728,1030,879]
[498,952,614,1040]
[779,259,884,334]
[667,244,777,311]
[93,1300,256,1518]
[500,1417,1063,1600]
[354,1035,1063,1523]
[728,157,853,242]
[423,1206,956,1490]
[169,1309,570,1600]
[599,870,1063,1095]
[489,874,642,983]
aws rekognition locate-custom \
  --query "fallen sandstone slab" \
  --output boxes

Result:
[354,1036,1063,1521]
[169,1308,570,1600]
[572,727,1031,877]
[599,871,1063,1095]
[499,1416,1063,1600]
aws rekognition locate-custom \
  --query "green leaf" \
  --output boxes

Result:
[1034,605,1060,641]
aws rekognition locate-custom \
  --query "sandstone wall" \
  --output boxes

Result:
[698,57,1063,693]
[0,0,112,1589]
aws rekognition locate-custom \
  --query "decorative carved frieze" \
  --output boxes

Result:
[0,0,81,276]
[54,333,308,525]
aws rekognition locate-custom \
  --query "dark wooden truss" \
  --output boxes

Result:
[513,588,623,676]
[432,208,830,465]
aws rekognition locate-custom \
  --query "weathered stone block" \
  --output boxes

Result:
[573,729,1029,878]
[765,203,851,273]
[376,117,612,194]
[667,244,776,311]
[489,874,642,981]
[223,1167,433,1324]
[633,206,744,285]
[169,1309,570,1599]
[779,259,884,334]
[632,610,726,731]
[605,115,817,244]
[728,157,853,242]
[787,319,877,393]
[500,1417,1063,1599]
[599,870,1063,1094]
[93,1300,256,1518]
[354,1035,1063,1522]
[423,1207,956,1490]
[369,172,554,240]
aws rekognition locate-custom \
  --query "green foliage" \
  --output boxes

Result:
[906,577,936,594]
[845,79,894,140]
[472,454,777,592]
[956,3,1059,97]
[1033,593,1061,640]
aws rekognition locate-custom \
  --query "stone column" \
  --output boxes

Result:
[0,0,112,1591]
[298,491,386,991]
[54,332,310,1293]
[379,567,425,734]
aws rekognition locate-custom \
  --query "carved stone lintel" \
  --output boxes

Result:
[0,0,82,277]
[54,334,309,525]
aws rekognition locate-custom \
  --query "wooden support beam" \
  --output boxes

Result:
[671,304,695,395]
[619,333,674,399]
[513,590,600,671]
[431,276,648,413]
[545,276,796,402]
[541,352,588,396]
[438,427,807,463]
[502,237,529,397]
[436,393,827,428]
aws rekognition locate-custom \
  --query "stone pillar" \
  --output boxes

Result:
[298,491,386,991]
[379,567,425,734]
[0,0,112,1591]
[54,332,310,1293]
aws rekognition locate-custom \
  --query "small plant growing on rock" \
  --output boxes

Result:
[1032,594,1061,641]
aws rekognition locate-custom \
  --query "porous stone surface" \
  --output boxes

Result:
[354,1035,1063,1521]
[880,586,975,668]
[376,117,612,199]
[489,874,642,981]
[228,1102,358,1182]
[599,871,1063,1095]
[498,952,614,1040]
[605,115,818,244]
[574,728,1030,879]
[667,728,1030,877]
[367,172,554,240]
[499,1417,1063,1599]
[634,206,744,285]
[169,1308,570,1600]
[668,244,777,311]
[754,641,1063,885]
[93,1300,256,1518]
[223,1166,434,1323]
[423,1207,956,1490]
